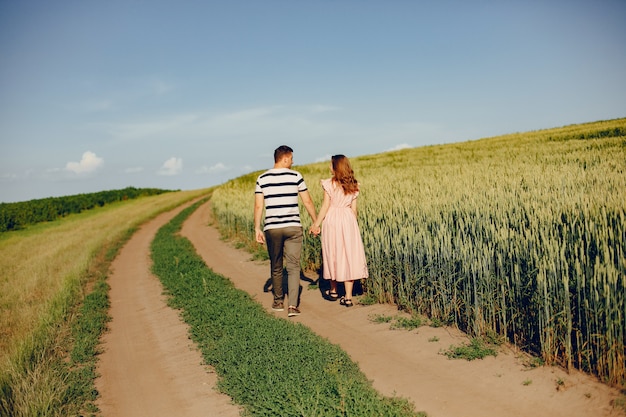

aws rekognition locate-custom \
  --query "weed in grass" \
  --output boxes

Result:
[523,356,545,369]
[612,394,626,412]
[442,338,498,361]
[391,315,423,331]
[70,280,110,363]
[428,316,454,328]
[368,313,425,331]
[359,294,378,305]
[370,314,393,324]
[429,318,443,328]
[555,378,565,390]
[251,246,269,261]
[483,329,505,346]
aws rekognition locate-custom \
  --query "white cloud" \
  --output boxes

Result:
[0,173,17,181]
[65,151,104,174]
[195,162,229,175]
[387,143,412,152]
[314,154,332,163]
[158,157,183,176]
[107,113,199,141]
[103,105,345,144]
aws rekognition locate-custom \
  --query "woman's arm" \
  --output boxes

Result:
[310,191,330,235]
[350,197,358,218]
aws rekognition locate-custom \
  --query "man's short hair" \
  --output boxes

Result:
[274,145,294,162]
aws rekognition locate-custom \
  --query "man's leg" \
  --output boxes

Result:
[265,228,285,304]
[283,227,303,308]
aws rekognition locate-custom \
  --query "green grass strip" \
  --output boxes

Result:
[151,201,425,417]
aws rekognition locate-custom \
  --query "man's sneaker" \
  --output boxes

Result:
[272,300,284,311]
[288,306,301,317]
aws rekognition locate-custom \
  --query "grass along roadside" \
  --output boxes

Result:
[367,312,500,361]
[151,200,426,417]
[0,189,210,417]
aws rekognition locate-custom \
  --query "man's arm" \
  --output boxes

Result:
[299,190,317,223]
[254,193,265,244]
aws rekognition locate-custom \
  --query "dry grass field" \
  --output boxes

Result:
[0,189,208,368]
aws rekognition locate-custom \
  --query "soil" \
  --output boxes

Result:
[95,200,625,417]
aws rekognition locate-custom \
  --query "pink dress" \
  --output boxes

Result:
[320,179,369,282]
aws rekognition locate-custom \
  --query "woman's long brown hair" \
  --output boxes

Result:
[331,154,359,194]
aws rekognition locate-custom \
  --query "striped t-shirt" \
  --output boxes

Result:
[255,168,308,231]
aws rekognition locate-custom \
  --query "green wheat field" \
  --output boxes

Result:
[212,118,626,387]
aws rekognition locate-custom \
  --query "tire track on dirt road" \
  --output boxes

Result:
[95,201,242,417]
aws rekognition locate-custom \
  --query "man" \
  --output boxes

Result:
[254,145,317,317]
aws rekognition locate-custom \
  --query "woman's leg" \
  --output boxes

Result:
[340,281,354,306]
[344,280,354,300]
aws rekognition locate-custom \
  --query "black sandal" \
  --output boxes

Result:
[324,289,339,300]
[340,297,353,307]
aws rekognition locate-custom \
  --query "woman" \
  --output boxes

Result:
[310,155,368,307]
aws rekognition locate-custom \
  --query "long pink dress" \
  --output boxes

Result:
[320,179,369,282]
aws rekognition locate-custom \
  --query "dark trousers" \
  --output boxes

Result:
[264,226,303,307]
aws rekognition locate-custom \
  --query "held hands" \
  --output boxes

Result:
[309,225,321,236]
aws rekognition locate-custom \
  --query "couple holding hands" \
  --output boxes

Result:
[254,145,368,317]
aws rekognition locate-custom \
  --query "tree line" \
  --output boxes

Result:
[0,187,176,232]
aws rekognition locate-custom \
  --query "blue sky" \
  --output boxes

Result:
[1,1,625,203]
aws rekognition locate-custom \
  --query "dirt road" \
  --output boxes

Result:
[96,200,624,417]
[95,202,242,417]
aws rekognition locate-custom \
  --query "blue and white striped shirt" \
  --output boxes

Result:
[255,168,308,231]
